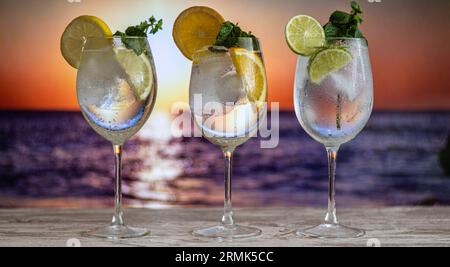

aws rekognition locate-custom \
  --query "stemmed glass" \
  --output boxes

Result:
[294,38,373,238]
[76,37,157,238]
[189,37,267,239]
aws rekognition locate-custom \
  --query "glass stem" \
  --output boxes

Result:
[221,147,235,226]
[324,146,339,225]
[111,144,124,226]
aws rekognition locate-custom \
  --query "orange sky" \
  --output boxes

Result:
[0,0,449,111]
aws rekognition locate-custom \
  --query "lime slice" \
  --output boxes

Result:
[114,47,153,101]
[285,15,325,56]
[308,48,352,84]
[60,15,112,68]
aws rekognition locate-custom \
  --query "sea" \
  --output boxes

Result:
[0,110,449,208]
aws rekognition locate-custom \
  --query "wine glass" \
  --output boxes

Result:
[189,37,267,239]
[294,38,373,238]
[76,36,157,239]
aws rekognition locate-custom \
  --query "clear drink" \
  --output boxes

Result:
[77,42,156,145]
[189,47,264,148]
[294,42,373,147]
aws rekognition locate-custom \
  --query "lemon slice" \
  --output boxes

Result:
[308,48,352,84]
[285,15,325,56]
[230,48,267,105]
[60,15,112,68]
[114,47,153,101]
[173,6,225,60]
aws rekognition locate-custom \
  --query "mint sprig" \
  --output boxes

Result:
[323,1,365,39]
[214,21,260,51]
[113,16,163,55]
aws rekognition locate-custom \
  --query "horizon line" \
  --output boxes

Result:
[1,108,449,113]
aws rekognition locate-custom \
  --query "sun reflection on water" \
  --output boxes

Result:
[125,111,183,207]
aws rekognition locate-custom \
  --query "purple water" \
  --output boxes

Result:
[0,110,449,208]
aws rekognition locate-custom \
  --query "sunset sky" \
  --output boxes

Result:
[0,0,449,111]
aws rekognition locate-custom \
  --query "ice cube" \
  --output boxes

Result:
[100,78,137,110]
[216,69,245,104]
[189,48,245,115]
[329,65,358,101]
[329,43,372,101]
[77,48,137,108]
[86,78,140,126]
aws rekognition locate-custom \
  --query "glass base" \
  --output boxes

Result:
[83,224,150,239]
[193,224,262,240]
[297,223,365,239]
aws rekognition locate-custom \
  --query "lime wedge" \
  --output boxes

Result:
[308,48,352,84]
[114,48,153,101]
[285,15,325,56]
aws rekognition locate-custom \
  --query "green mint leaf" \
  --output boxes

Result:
[214,21,259,50]
[345,24,357,37]
[324,1,365,39]
[351,0,363,14]
[125,38,147,55]
[125,26,146,37]
[113,31,146,55]
[149,16,156,25]
[113,30,125,37]
[150,19,163,34]
[137,21,150,33]
[354,28,365,38]
[323,22,340,38]
[352,14,363,24]
[330,11,351,25]
[113,16,163,56]
[215,21,234,46]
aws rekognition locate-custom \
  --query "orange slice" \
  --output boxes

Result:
[173,6,225,60]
